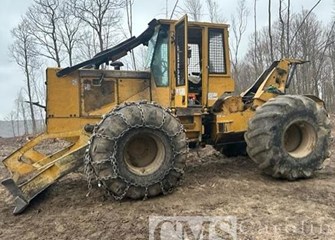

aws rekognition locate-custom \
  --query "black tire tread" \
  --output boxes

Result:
[89,101,187,199]
[245,95,331,180]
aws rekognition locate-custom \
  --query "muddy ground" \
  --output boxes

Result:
[0,118,334,240]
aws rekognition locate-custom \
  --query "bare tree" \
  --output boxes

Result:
[312,20,335,94]
[286,0,291,57]
[10,21,39,134]
[27,0,62,67]
[278,0,285,58]
[170,0,180,19]
[77,29,100,60]
[165,0,169,18]
[125,0,136,70]
[134,45,149,70]
[289,0,322,46]
[73,0,124,53]
[268,0,274,61]
[14,89,30,135]
[230,0,249,86]
[206,0,224,23]
[288,8,328,98]
[4,111,17,137]
[58,1,82,66]
[15,93,21,135]
[31,73,46,124]
[252,0,260,77]
[239,9,335,110]
[183,0,202,21]
[326,20,335,107]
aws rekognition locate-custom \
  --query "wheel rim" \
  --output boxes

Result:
[283,121,317,158]
[123,132,165,175]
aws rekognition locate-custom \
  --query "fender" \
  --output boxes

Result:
[304,94,326,109]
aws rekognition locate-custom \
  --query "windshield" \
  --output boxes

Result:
[145,26,160,69]
[150,26,169,87]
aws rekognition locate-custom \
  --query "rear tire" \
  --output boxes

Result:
[245,95,330,180]
[87,101,187,199]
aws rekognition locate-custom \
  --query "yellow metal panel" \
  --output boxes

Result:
[253,93,276,108]
[123,87,150,102]
[88,102,117,116]
[151,86,170,108]
[2,130,87,183]
[117,78,150,103]
[207,75,234,106]
[46,68,80,118]
[159,19,230,30]
[2,130,89,213]
[253,59,296,105]
[179,114,202,141]
[23,149,46,164]
[47,118,100,133]
[214,109,255,134]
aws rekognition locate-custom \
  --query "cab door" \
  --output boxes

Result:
[174,15,188,108]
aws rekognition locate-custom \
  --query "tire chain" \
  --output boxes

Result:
[84,101,188,201]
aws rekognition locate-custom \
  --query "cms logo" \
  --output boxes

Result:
[149,216,237,240]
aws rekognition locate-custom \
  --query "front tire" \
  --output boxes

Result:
[87,101,187,199]
[245,95,330,180]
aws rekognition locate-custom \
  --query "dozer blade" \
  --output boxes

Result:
[1,131,89,214]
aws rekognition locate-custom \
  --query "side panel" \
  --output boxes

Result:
[46,68,80,118]
[117,78,150,103]
[46,68,151,134]
[79,69,150,116]
[151,83,170,108]
[47,118,100,133]
[212,110,255,145]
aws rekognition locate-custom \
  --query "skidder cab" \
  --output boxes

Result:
[1,15,331,214]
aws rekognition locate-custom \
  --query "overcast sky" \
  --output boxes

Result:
[0,0,333,120]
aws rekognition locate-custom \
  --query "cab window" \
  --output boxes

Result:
[151,28,169,87]
[208,29,226,74]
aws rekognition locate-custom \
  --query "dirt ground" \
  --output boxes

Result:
[0,118,334,240]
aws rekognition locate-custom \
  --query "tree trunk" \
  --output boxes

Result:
[286,0,290,57]
[279,0,285,58]
[268,0,274,61]
[253,0,258,78]
[20,100,29,135]
[24,46,37,134]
